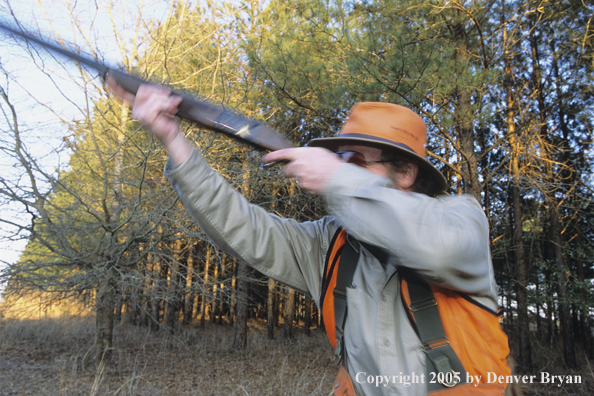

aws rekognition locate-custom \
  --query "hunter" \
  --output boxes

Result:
[108,80,512,396]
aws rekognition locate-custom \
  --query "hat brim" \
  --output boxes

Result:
[308,135,448,195]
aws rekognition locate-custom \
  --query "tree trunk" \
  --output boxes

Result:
[233,261,250,349]
[95,267,117,366]
[574,234,592,357]
[233,151,253,348]
[128,290,139,326]
[183,243,195,325]
[200,245,211,329]
[139,284,148,328]
[304,295,312,337]
[230,258,237,326]
[452,16,480,201]
[503,17,531,372]
[217,254,226,325]
[150,259,163,331]
[534,280,541,341]
[211,255,219,324]
[94,103,127,367]
[509,122,531,373]
[165,240,182,332]
[114,293,123,324]
[550,204,576,369]
[267,278,275,339]
[267,185,279,338]
[283,287,295,340]
[177,242,189,325]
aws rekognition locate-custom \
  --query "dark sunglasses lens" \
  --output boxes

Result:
[349,155,366,167]
[337,151,366,167]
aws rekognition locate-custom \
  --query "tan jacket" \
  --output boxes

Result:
[164,149,501,396]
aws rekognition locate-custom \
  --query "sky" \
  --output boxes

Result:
[0,0,182,295]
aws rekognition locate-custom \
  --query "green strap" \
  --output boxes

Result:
[405,273,466,390]
[332,240,466,391]
[333,239,358,363]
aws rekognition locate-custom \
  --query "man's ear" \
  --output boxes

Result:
[397,163,418,191]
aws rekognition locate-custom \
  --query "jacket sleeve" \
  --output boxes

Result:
[163,149,338,301]
[324,163,497,297]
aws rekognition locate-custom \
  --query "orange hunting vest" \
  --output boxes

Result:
[321,228,511,395]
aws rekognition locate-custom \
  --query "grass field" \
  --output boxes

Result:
[0,315,592,395]
[0,317,337,395]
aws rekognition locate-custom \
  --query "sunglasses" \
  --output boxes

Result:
[335,150,391,167]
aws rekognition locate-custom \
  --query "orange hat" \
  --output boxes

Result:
[308,102,447,194]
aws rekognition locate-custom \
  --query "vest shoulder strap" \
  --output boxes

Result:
[321,231,510,394]
[332,236,358,363]
[321,227,358,363]
[401,270,465,390]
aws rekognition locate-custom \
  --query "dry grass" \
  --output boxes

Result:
[1,316,593,396]
[0,317,336,395]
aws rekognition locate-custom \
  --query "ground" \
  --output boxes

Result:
[0,316,592,395]
[0,317,336,395]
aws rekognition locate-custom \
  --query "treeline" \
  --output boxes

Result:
[108,240,321,338]
[0,0,592,375]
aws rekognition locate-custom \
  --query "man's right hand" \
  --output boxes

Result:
[106,78,192,165]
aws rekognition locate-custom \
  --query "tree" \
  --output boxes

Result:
[0,0,218,364]
[2,0,592,373]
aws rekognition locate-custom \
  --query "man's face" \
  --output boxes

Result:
[336,144,417,192]
[336,144,391,178]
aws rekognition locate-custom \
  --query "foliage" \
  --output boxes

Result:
[0,0,592,372]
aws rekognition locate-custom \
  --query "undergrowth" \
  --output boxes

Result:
[0,316,336,395]
[0,316,592,395]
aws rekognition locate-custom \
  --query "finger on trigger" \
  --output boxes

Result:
[263,148,294,163]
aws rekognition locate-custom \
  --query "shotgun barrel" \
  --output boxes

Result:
[0,20,293,152]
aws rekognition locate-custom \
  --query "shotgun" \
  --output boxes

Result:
[0,20,293,152]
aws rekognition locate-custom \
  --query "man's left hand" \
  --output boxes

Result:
[263,147,346,195]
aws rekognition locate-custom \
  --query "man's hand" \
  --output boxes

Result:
[263,147,346,194]
[106,77,191,165]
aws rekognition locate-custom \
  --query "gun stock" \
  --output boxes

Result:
[0,20,293,152]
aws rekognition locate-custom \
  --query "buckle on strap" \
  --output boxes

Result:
[432,355,460,388]
[333,288,347,300]
[422,337,450,351]
[334,327,344,364]
[409,296,437,312]
[424,341,462,388]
